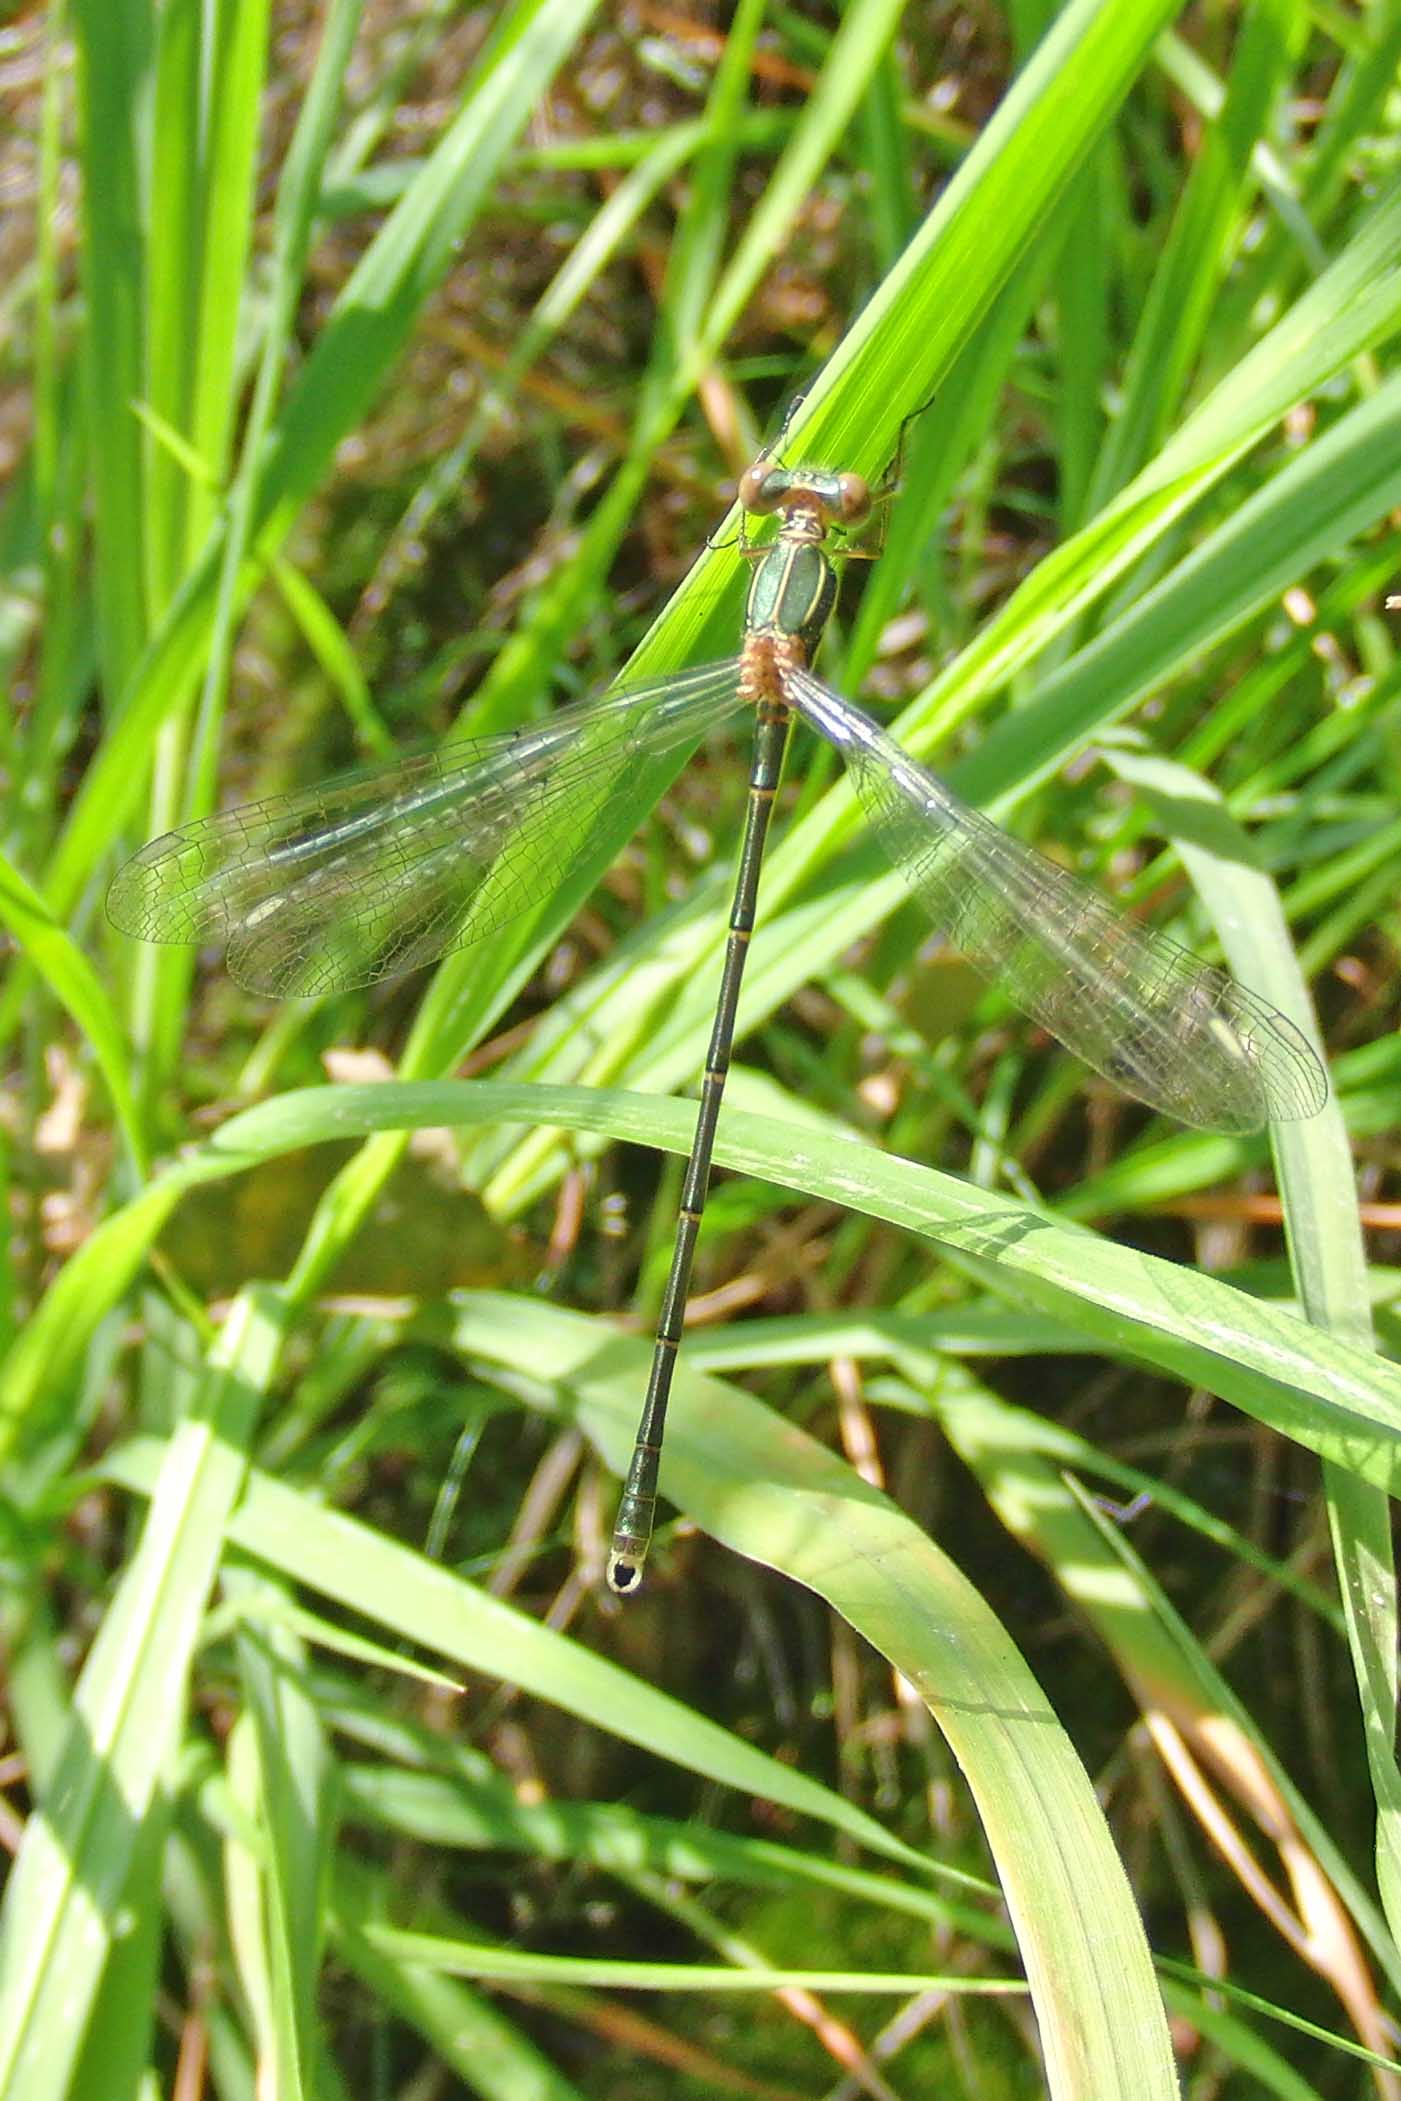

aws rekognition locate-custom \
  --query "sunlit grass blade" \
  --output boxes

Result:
[0,1290,283,2101]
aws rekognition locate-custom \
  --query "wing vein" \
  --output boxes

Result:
[109,659,744,996]
[782,667,1327,1132]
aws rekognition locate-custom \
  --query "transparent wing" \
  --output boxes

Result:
[784,668,1327,1133]
[108,659,745,996]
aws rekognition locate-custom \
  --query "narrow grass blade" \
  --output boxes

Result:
[0,1289,283,2101]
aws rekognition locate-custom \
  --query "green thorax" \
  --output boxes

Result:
[743,536,838,658]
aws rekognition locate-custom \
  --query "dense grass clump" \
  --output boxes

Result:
[3,3,1401,2095]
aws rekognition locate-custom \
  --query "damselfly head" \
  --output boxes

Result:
[737,461,873,532]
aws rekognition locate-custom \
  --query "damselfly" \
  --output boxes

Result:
[109,417,1329,1592]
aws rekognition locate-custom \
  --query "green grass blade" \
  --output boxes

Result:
[0,849,145,1171]
[438,1295,1179,2098]
[70,0,153,695]
[12,1080,1398,1484]
[1090,0,1306,505]
[45,0,602,918]
[227,1569,337,2101]
[337,1910,591,2101]
[106,1397,1171,2094]
[101,1432,930,1876]
[0,1289,283,2100]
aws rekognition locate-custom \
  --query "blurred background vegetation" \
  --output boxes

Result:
[3,0,1401,2095]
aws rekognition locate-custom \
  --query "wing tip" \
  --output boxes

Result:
[1249,1012,1330,1125]
[106,844,176,942]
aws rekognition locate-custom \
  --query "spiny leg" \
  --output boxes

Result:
[842,388,941,561]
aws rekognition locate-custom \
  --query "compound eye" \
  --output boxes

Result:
[837,473,871,525]
[739,463,782,514]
